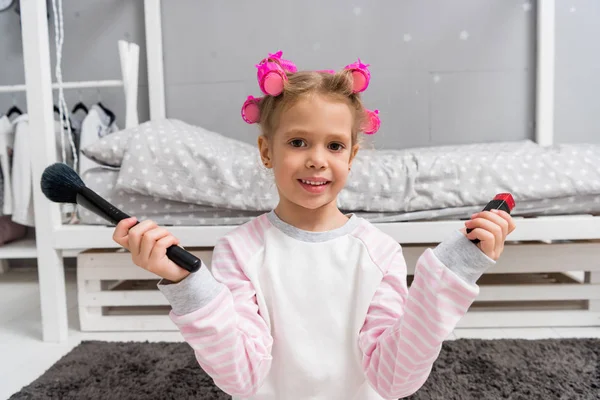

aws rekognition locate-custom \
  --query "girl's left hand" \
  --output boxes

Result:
[461,210,516,261]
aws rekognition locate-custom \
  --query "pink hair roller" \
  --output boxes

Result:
[344,59,371,93]
[270,51,298,74]
[362,109,380,135]
[256,51,298,96]
[241,95,262,124]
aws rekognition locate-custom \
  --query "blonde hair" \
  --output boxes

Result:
[257,70,366,145]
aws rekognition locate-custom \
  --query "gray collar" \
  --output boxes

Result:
[266,210,359,243]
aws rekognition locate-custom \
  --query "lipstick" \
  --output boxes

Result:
[467,193,515,244]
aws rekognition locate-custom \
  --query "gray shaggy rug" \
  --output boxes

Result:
[9,338,600,399]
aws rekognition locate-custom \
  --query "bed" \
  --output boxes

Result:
[17,0,600,341]
[78,119,600,227]
[80,165,600,226]
[70,117,600,332]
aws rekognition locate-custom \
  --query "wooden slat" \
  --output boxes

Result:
[585,271,600,312]
[79,315,177,332]
[80,284,600,307]
[57,215,600,249]
[78,242,599,277]
[402,242,600,274]
[77,249,214,280]
[79,266,159,281]
[477,284,600,302]
[458,310,600,328]
[79,310,600,331]
[81,290,168,307]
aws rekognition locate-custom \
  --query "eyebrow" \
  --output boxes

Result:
[282,129,311,139]
[283,129,350,142]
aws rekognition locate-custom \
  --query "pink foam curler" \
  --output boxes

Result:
[268,51,298,74]
[344,59,371,93]
[362,109,380,134]
[241,95,262,124]
[256,51,298,96]
[256,62,286,96]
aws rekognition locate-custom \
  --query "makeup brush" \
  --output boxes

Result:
[40,163,201,273]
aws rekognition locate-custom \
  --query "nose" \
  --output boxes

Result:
[305,147,328,170]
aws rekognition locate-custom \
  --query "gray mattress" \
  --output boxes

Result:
[79,167,600,226]
[79,167,263,226]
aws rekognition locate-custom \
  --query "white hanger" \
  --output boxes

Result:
[118,40,140,128]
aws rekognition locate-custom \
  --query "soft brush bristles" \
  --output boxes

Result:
[40,163,85,204]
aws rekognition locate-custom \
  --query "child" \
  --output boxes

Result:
[113,52,516,400]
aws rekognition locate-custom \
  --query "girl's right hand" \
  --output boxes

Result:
[112,217,191,283]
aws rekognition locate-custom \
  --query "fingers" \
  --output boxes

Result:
[465,227,497,258]
[149,236,180,267]
[464,226,495,242]
[464,209,516,261]
[112,217,138,250]
[138,227,173,265]
[487,209,516,234]
[471,211,509,238]
[112,218,185,282]
[493,209,517,234]
[465,215,504,260]
[128,220,159,257]
[151,236,189,282]
[466,214,503,243]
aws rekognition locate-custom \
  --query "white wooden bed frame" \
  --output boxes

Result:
[6,0,600,342]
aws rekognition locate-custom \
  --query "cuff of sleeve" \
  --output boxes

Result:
[157,262,225,316]
[433,230,496,285]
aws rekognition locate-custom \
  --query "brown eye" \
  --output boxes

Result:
[328,142,345,151]
[289,139,306,148]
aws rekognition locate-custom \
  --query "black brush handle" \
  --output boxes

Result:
[466,199,512,245]
[76,187,201,273]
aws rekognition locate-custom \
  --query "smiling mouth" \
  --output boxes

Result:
[298,179,331,186]
[297,179,332,193]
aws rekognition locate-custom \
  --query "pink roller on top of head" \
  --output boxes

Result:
[362,109,380,135]
[256,51,298,96]
[241,95,262,124]
[243,52,382,133]
[344,59,371,93]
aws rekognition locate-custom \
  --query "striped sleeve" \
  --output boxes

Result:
[167,215,273,397]
[355,224,480,399]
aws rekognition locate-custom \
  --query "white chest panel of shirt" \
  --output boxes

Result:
[245,227,385,400]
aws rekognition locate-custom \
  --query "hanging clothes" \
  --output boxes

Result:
[0,215,27,246]
[70,108,87,155]
[11,114,74,227]
[0,166,4,214]
[0,116,28,246]
[0,115,15,216]
[78,104,119,177]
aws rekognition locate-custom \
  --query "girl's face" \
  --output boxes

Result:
[258,94,359,211]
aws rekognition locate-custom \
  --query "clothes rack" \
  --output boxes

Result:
[0,80,124,93]
[2,0,142,342]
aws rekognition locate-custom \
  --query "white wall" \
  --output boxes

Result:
[0,1,599,148]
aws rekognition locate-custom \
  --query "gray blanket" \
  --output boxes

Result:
[83,119,600,213]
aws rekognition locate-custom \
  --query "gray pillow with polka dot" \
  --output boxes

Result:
[81,123,143,167]
[116,120,600,213]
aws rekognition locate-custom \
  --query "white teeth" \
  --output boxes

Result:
[301,180,328,186]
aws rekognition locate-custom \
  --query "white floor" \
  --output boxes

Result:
[1,269,600,400]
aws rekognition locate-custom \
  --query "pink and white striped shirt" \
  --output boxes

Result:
[158,211,494,399]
